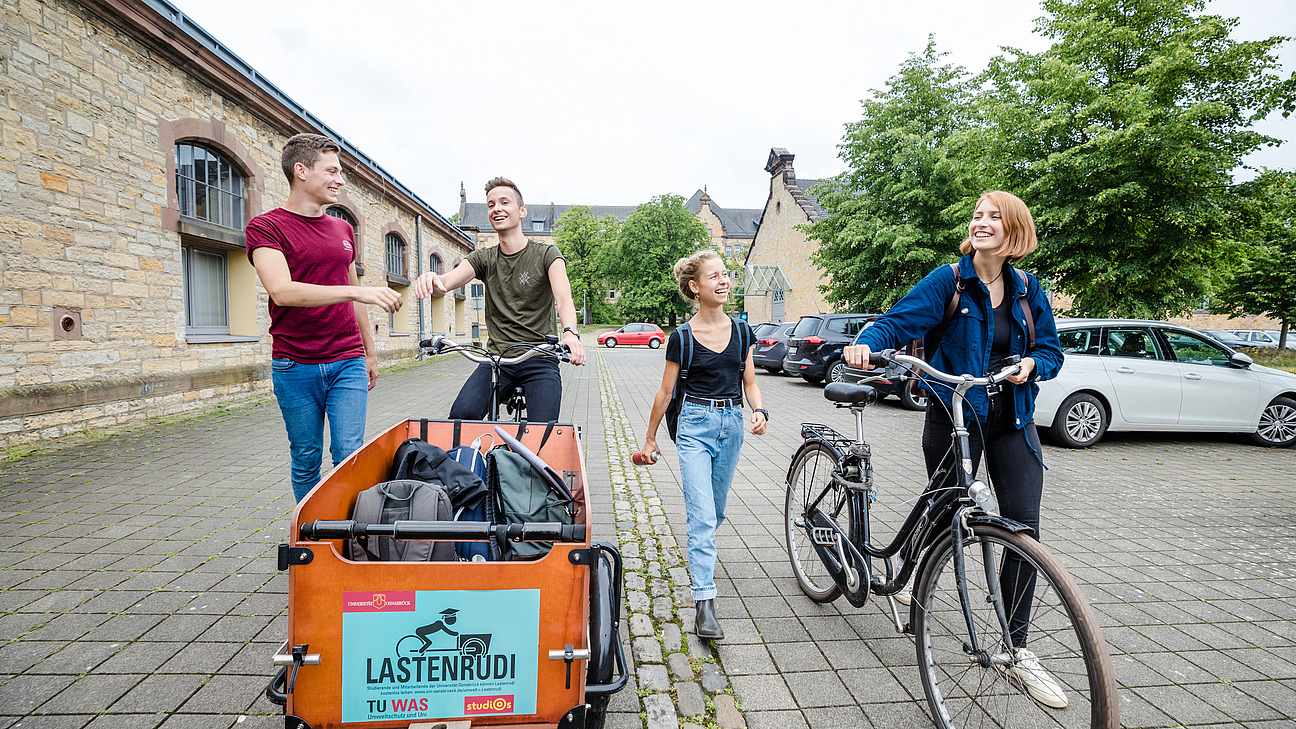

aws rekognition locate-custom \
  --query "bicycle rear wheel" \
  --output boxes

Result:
[784,441,852,602]
[913,524,1118,729]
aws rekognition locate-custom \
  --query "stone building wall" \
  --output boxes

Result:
[0,0,469,447]
[744,163,830,324]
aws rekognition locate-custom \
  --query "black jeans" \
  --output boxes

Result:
[448,357,562,422]
[922,397,1043,648]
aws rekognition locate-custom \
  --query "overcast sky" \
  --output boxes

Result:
[171,0,1295,218]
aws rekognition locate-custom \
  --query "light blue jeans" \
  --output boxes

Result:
[676,401,745,601]
[271,356,369,501]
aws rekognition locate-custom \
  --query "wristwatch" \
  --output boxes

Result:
[562,326,579,337]
[753,408,769,421]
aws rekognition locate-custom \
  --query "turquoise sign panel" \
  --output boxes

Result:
[340,589,540,723]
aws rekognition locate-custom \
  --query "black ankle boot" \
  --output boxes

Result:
[695,599,724,640]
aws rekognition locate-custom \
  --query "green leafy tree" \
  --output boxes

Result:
[553,206,620,324]
[982,0,1295,318]
[1212,170,1296,346]
[605,195,709,325]
[807,39,987,312]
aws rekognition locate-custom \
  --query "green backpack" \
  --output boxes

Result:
[488,448,574,559]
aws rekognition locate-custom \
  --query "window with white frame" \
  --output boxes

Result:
[176,143,246,338]
[386,233,406,278]
[182,244,228,335]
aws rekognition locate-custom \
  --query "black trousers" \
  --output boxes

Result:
[448,357,562,422]
[922,397,1043,648]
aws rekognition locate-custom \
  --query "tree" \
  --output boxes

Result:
[807,39,987,312]
[982,0,1295,318]
[604,195,709,324]
[553,206,619,324]
[1212,170,1296,346]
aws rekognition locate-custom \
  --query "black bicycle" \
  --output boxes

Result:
[784,350,1118,729]
[419,334,570,422]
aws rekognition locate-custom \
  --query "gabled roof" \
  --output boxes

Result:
[787,177,825,222]
[685,190,762,239]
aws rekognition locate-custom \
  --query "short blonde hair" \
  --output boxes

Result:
[959,191,1038,262]
[673,250,722,301]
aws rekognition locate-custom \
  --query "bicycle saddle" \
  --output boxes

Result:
[824,383,878,405]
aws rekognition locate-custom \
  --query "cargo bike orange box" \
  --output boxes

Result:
[266,418,627,729]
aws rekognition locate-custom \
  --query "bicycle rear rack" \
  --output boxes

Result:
[801,422,854,451]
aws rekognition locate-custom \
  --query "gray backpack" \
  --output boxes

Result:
[346,479,456,562]
[489,449,574,560]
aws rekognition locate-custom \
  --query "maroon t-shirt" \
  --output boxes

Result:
[246,208,365,364]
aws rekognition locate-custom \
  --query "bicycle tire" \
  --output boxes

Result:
[913,524,1119,729]
[784,441,853,602]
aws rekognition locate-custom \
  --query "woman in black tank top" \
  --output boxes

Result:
[635,250,767,641]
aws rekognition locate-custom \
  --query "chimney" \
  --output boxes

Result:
[458,181,466,224]
[765,148,795,185]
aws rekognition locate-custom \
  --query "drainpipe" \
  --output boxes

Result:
[416,215,424,343]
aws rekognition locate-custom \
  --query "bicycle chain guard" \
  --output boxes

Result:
[804,508,871,607]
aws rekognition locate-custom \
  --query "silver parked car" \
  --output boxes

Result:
[1035,319,1296,448]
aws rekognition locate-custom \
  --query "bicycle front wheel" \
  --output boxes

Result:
[913,524,1119,729]
[784,441,852,602]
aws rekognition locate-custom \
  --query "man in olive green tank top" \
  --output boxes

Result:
[413,177,585,421]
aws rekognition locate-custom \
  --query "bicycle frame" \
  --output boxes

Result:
[795,351,1029,655]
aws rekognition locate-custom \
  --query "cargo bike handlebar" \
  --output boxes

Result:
[419,334,571,422]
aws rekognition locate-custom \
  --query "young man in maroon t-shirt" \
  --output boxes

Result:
[247,133,402,501]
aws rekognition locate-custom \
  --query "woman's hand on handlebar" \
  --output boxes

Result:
[563,331,586,366]
[1001,356,1035,385]
[842,343,873,370]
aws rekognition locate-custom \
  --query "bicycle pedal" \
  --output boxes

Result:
[810,526,837,546]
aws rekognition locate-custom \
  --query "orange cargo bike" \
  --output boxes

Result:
[265,415,627,729]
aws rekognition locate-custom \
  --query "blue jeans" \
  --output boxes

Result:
[271,356,369,501]
[675,401,745,601]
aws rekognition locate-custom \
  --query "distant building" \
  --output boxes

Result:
[1,0,470,447]
[743,148,829,324]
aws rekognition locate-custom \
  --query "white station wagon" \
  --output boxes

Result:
[1035,319,1296,448]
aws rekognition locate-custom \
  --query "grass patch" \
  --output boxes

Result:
[1248,347,1296,373]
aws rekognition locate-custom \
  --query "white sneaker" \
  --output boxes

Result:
[1000,648,1068,708]
[892,587,912,606]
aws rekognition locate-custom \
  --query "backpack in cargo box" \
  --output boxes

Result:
[489,448,574,559]
[346,480,456,562]
[390,435,499,561]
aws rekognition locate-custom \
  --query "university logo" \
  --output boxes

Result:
[518,271,531,286]
[343,239,354,253]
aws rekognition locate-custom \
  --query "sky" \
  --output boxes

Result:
[171,0,1295,218]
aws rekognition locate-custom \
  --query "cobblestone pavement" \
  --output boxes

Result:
[1,344,1294,728]
[602,346,1296,729]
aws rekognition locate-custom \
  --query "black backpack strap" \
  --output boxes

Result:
[927,263,963,358]
[452,419,462,448]
[538,420,558,452]
[679,323,694,385]
[420,419,429,442]
[1016,269,1036,350]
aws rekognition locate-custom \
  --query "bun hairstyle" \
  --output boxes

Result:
[673,250,722,301]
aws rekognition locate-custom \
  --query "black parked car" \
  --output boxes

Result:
[753,322,796,374]
[783,313,880,384]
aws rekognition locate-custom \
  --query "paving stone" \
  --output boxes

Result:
[661,622,682,652]
[667,651,694,680]
[642,691,678,729]
[626,590,649,613]
[674,680,707,717]
[700,662,728,693]
[651,596,674,621]
[713,693,748,729]
[632,636,663,664]
[629,613,653,637]
[638,663,671,691]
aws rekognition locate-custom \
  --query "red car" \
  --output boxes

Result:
[597,323,665,349]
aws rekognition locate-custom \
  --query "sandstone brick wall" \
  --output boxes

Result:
[0,0,468,447]
[744,176,829,324]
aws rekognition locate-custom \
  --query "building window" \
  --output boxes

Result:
[428,253,442,275]
[608,289,617,300]
[176,142,245,229]
[532,221,544,232]
[326,206,355,225]
[386,232,406,277]
[183,244,228,335]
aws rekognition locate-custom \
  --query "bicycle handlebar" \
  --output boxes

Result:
[420,334,571,365]
[867,350,1021,387]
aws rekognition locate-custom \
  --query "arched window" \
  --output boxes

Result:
[385,232,406,278]
[176,142,245,230]
[326,206,356,226]
[428,253,443,275]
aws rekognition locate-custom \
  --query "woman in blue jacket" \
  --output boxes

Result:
[843,190,1067,708]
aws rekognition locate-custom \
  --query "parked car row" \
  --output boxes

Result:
[603,316,1296,449]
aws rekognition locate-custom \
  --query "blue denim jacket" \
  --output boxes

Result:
[853,254,1064,427]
